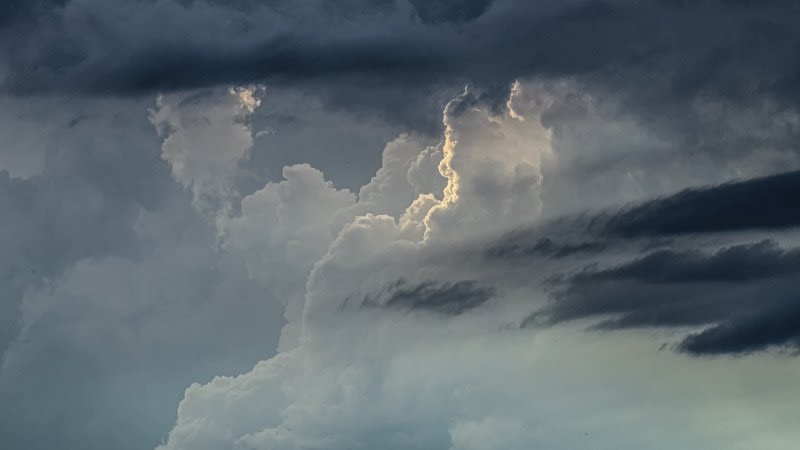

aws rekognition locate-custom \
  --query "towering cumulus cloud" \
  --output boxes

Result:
[153,82,800,450]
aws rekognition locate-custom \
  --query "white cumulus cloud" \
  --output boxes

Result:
[154,82,800,450]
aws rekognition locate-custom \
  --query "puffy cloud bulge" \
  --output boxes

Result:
[152,82,800,450]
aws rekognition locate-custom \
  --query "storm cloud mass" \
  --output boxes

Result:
[2,1,800,450]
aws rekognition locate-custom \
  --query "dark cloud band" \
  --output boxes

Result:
[360,279,495,315]
[529,240,800,355]
[598,170,800,237]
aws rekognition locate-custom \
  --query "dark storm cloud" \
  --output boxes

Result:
[3,0,800,120]
[597,170,800,237]
[489,169,800,260]
[409,0,493,23]
[476,170,800,356]
[528,240,800,355]
[2,0,799,150]
[568,240,800,284]
[678,302,800,356]
[0,0,65,26]
[360,279,495,315]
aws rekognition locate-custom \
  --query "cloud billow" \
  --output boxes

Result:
[147,80,800,450]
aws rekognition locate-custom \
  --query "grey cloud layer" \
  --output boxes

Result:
[538,240,800,355]
[0,98,169,355]
[0,97,284,450]
[3,1,800,127]
[489,169,800,264]
[478,171,800,355]
[598,170,800,237]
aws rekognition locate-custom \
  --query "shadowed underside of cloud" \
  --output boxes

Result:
[409,0,492,23]
[475,170,800,356]
[486,236,608,260]
[3,0,800,118]
[679,302,800,356]
[530,240,800,355]
[4,0,800,147]
[598,169,800,237]
[359,279,496,315]
[373,170,800,356]
[487,169,800,263]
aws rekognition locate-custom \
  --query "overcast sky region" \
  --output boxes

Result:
[2,1,800,449]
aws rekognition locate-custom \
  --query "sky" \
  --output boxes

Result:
[1,1,800,449]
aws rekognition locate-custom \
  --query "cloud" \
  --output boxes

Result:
[529,240,800,354]
[0,214,284,450]
[360,279,495,315]
[598,170,800,237]
[0,96,57,178]
[679,303,800,356]
[408,0,494,24]
[242,87,412,190]
[4,0,800,139]
[220,163,357,349]
[155,82,800,450]
[0,94,284,450]
[351,133,440,219]
[149,86,263,218]
[0,97,172,357]
[152,83,550,341]
[487,167,800,266]
[421,86,551,243]
[0,0,64,26]
[532,79,800,216]
[154,83,553,449]
[6,1,799,201]
[476,164,800,356]
[486,236,608,260]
